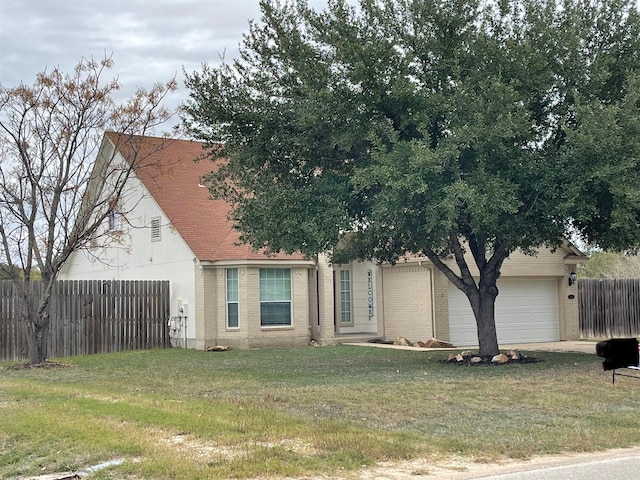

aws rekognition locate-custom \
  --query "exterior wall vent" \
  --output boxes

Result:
[151,217,161,241]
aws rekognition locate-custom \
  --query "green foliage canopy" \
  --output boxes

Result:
[185,0,640,259]
[184,0,640,354]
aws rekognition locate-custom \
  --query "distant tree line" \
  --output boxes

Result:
[579,251,640,278]
[0,265,41,280]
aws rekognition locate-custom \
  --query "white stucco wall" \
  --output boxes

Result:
[59,170,197,345]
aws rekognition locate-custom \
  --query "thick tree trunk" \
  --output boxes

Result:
[424,240,506,357]
[473,284,500,357]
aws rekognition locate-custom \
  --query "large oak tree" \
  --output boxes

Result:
[184,0,640,355]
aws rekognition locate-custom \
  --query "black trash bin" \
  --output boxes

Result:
[596,338,639,371]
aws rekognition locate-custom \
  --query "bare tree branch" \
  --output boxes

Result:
[0,55,177,363]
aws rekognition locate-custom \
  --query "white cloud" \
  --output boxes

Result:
[0,1,262,93]
[0,0,338,130]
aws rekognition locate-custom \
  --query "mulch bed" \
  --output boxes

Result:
[440,355,542,366]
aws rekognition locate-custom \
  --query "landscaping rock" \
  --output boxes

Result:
[440,351,541,367]
[206,345,231,352]
[409,338,456,349]
[394,336,413,346]
[491,353,509,364]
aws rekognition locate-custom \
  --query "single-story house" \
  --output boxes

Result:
[59,133,587,349]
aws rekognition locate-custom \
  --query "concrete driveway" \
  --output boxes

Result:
[500,341,597,354]
[347,340,598,354]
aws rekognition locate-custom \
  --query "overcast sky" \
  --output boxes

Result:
[0,0,331,129]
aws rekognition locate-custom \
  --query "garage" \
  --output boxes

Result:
[448,278,560,346]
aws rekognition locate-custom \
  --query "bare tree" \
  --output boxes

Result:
[0,56,177,364]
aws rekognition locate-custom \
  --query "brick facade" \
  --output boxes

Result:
[190,247,583,349]
[210,265,313,349]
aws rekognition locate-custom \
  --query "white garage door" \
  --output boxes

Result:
[449,278,559,346]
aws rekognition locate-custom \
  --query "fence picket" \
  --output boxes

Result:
[579,278,640,338]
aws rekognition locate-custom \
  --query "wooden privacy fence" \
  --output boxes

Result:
[579,278,640,338]
[0,280,170,361]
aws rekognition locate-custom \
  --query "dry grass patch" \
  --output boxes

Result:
[161,433,319,462]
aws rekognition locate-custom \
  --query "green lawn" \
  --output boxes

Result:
[1,345,639,479]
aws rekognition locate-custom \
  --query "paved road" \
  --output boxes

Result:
[471,454,640,480]
[433,447,640,480]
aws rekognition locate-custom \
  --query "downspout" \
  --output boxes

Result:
[316,265,320,327]
[379,265,385,340]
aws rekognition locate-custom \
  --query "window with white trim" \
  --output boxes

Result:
[107,199,122,232]
[339,269,353,325]
[226,268,239,328]
[150,217,161,241]
[260,268,291,326]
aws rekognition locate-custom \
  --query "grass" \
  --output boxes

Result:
[1,345,639,479]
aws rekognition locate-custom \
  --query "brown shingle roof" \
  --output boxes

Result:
[107,133,305,262]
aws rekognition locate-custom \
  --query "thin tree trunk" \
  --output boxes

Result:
[21,280,51,364]
[26,319,47,364]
